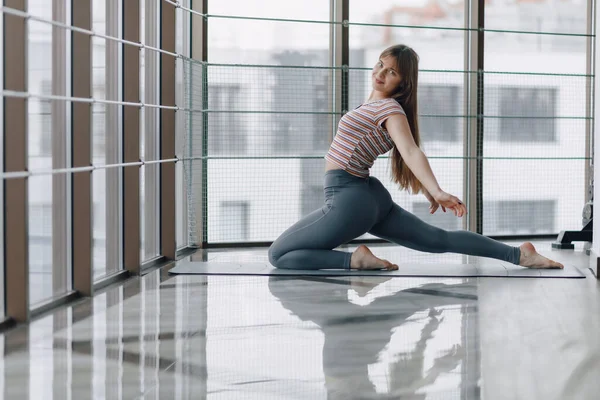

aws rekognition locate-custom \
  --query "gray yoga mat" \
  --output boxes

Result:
[169,261,585,278]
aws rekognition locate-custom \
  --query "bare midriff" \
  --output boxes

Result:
[325,159,344,172]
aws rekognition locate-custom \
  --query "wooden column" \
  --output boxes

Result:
[3,0,29,322]
[123,0,141,274]
[71,0,93,295]
[160,0,176,259]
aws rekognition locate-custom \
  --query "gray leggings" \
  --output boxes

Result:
[268,169,521,269]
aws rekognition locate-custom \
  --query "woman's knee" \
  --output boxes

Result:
[268,243,280,268]
[269,245,298,269]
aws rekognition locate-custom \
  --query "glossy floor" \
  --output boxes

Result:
[0,241,599,400]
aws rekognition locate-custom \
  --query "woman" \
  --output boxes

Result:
[268,44,563,271]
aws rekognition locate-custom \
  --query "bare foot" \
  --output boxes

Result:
[519,242,564,269]
[350,275,394,296]
[350,245,398,271]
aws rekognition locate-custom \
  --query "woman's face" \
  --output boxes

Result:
[372,55,402,96]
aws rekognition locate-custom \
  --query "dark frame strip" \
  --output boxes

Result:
[71,0,93,296]
[3,0,29,322]
[123,0,141,274]
[160,0,177,260]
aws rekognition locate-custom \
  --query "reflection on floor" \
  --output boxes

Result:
[0,241,599,399]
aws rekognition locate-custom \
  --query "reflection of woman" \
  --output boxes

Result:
[268,44,563,272]
[268,276,478,399]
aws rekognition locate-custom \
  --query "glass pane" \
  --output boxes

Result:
[485,1,587,74]
[92,0,121,280]
[349,0,466,70]
[28,11,55,305]
[482,160,584,235]
[210,0,328,19]
[208,0,329,64]
[93,0,108,278]
[202,1,332,243]
[486,0,588,34]
[140,0,160,261]
[482,0,589,235]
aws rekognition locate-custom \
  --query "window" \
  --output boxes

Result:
[270,50,332,154]
[498,87,557,142]
[28,204,53,238]
[412,202,461,231]
[208,84,246,155]
[418,85,460,142]
[220,201,249,241]
[39,80,52,156]
[483,200,556,235]
[92,84,106,157]
[300,160,325,216]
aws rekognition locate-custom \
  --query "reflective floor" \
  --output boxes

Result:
[0,241,599,400]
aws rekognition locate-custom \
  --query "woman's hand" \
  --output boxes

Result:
[423,189,442,215]
[433,191,467,217]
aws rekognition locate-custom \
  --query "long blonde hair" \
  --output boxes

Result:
[379,45,422,194]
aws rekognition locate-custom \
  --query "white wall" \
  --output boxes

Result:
[593,0,600,269]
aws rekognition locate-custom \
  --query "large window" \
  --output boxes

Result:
[190,0,591,244]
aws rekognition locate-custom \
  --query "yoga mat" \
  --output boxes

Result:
[168,261,585,278]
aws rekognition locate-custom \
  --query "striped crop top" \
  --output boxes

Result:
[325,98,406,178]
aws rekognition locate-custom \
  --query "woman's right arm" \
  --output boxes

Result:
[385,114,467,217]
[384,114,442,196]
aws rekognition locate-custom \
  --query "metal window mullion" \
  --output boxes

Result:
[341,0,348,114]
[585,0,595,206]
[105,0,121,275]
[71,0,93,296]
[3,0,28,322]
[117,0,124,274]
[330,0,346,142]
[52,0,69,297]
[191,0,207,246]
[464,0,484,234]
[123,0,141,275]
[593,0,600,269]
[475,0,485,235]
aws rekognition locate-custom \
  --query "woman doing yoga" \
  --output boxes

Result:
[268,44,564,271]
